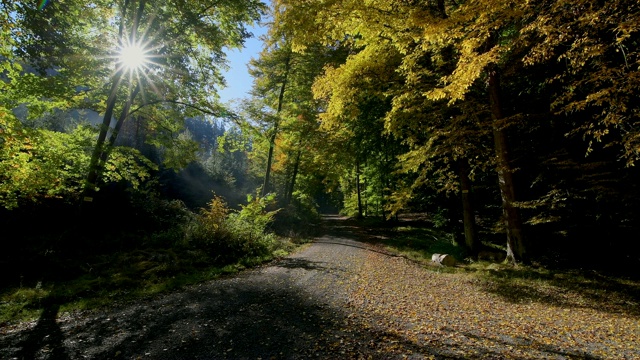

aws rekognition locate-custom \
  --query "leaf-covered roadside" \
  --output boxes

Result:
[341,250,640,359]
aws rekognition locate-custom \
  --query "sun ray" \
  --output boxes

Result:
[119,41,149,71]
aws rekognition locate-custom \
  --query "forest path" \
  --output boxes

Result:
[1,215,639,359]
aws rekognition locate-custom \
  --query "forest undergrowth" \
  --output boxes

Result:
[1,213,639,359]
[0,192,319,326]
[3,210,639,359]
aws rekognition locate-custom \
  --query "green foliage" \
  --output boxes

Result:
[236,192,280,231]
[185,193,281,263]
[341,191,361,218]
[0,114,90,208]
[268,0,640,265]
[272,191,321,238]
[102,146,158,188]
[0,187,302,324]
[3,0,267,200]
[225,193,280,255]
[158,130,201,170]
[0,110,158,209]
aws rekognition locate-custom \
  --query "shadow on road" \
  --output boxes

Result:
[275,257,329,271]
[15,298,69,360]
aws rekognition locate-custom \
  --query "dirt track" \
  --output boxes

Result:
[0,215,383,359]
[1,215,639,359]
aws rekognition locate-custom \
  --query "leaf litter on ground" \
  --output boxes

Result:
[340,247,639,359]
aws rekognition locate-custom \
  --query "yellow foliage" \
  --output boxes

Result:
[200,195,229,231]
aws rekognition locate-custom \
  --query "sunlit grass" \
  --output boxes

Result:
[370,225,464,265]
[0,287,51,324]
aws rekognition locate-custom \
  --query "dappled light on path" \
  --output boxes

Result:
[2,216,638,359]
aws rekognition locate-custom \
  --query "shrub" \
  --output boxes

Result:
[224,193,279,257]
[186,193,280,264]
[273,191,320,238]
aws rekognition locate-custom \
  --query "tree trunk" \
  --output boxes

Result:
[459,159,479,255]
[381,146,389,220]
[488,70,527,264]
[92,83,142,183]
[262,129,278,197]
[82,0,145,202]
[363,169,368,216]
[262,54,291,198]
[286,150,301,205]
[83,70,124,201]
[356,160,363,218]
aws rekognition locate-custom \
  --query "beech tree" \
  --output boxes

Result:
[248,39,292,197]
[82,0,265,201]
[270,0,640,263]
[1,1,118,208]
[274,0,490,252]
[247,14,349,204]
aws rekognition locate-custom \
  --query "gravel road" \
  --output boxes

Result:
[3,215,639,359]
[0,215,385,359]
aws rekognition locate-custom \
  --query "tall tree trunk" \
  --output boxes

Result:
[356,160,363,218]
[83,70,123,202]
[91,83,142,185]
[82,0,145,202]
[488,70,527,264]
[363,171,368,216]
[134,115,141,149]
[459,159,479,255]
[262,54,291,197]
[262,129,278,197]
[286,150,301,205]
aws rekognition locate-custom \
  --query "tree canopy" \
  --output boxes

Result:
[2,0,639,269]
[1,0,265,207]
[260,0,640,264]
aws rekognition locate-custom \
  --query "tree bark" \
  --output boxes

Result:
[363,164,368,216]
[286,150,301,205]
[262,54,291,197]
[83,69,124,201]
[90,83,142,187]
[262,129,278,197]
[82,0,145,202]
[356,160,363,218]
[488,70,527,264]
[459,159,479,255]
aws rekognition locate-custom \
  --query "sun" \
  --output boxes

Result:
[119,43,148,71]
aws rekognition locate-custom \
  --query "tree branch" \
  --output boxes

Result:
[127,100,241,126]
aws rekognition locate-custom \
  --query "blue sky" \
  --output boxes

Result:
[218,25,267,108]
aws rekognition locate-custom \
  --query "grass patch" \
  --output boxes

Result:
[367,224,465,265]
[470,263,640,316]
[0,286,50,324]
[1,193,316,325]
